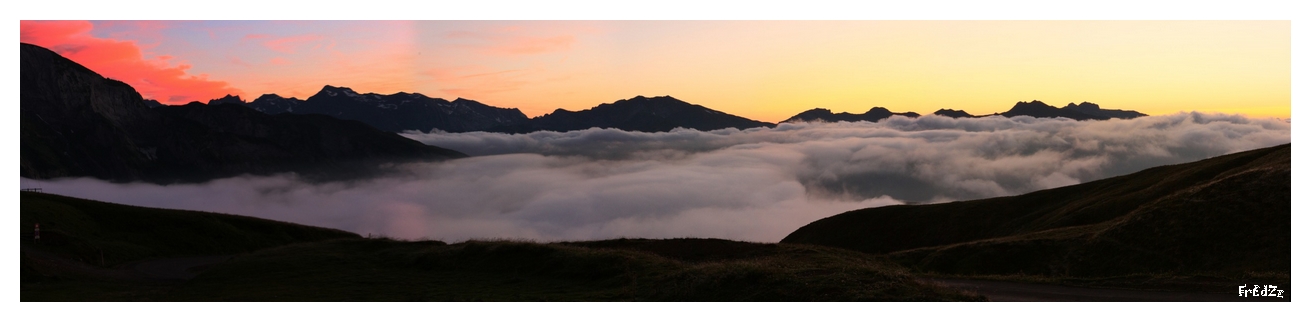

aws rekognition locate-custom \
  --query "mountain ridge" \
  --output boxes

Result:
[203,88,1149,134]
[20,42,465,184]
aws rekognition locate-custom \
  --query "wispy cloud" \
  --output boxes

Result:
[21,20,242,104]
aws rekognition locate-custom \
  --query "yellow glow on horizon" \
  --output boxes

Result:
[151,20,1288,122]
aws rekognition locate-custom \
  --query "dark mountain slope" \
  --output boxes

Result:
[782,144,1289,277]
[21,43,168,181]
[249,86,530,133]
[20,43,464,184]
[153,102,466,181]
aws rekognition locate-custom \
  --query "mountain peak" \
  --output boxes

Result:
[318,85,361,98]
[1063,102,1102,113]
[783,106,917,123]
[865,107,892,114]
[256,93,286,100]
[933,109,976,118]
[207,94,245,105]
[622,95,680,103]
[1012,100,1054,109]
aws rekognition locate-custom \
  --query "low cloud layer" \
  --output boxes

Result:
[23,113,1290,242]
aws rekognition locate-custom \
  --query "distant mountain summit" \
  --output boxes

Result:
[207,94,245,106]
[783,107,920,123]
[491,95,774,133]
[1000,100,1145,120]
[931,109,977,118]
[20,43,464,184]
[785,101,1143,124]
[1061,102,1147,119]
[248,93,304,114]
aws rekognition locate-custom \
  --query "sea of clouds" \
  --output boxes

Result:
[21,112,1290,242]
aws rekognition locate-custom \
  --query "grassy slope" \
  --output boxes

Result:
[21,192,980,301]
[20,192,364,301]
[171,238,982,301]
[20,191,360,269]
[781,144,1290,283]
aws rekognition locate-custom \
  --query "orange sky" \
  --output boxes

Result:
[20,21,1291,122]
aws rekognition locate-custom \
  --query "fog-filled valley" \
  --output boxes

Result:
[21,113,1289,242]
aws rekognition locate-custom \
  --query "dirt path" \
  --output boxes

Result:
[927,278,1289,302]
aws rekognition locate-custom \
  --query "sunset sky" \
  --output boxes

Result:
[19,20,1290,121]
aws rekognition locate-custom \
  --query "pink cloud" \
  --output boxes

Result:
[270,57,290,65]
[21,20,242,105]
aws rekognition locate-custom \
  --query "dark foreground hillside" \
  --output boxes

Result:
[782,144,1290,285]
[20,191,362,300]
[171,238,981,301]
[21,192,980,301]
[20,192,360,267]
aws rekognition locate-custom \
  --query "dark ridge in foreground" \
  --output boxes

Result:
[782,144,1289,279]
[170,238,980,301]
[20,43,465,184]
[21,192,979,301]
[20,191,359,269]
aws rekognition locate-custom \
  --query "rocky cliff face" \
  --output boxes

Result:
[20,43,465,184]
[21,43,166,181]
